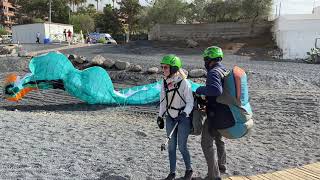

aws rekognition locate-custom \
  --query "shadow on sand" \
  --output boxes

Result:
[2,103,117,112]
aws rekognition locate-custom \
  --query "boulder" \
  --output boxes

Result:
[189,69,207,78]
[18,50,29,57]
[181,68,188,78]
[10,48,17,55]
[91,55,105,65]
[74,56,86,64]
[128,64,142,72]
[1,45,16,55]
[0,46,11,55]
[147,67,159,74]
[103,58,115,68]
[68,54,77,61]
[115,60,130,70]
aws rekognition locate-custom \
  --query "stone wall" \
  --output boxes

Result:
[148,22,272,41]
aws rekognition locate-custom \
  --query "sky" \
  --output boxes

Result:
[87,0,320,15]
[273,0,320,15]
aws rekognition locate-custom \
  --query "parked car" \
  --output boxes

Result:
[87,33,117,44]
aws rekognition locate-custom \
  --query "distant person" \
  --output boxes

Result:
[86,35,91,44]
[67,29,72,43]
[157,55,194,180]
[63,29,67,41]
[195,46,235,180]
[36,32,40,44]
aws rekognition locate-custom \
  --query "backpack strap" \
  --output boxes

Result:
[214,67,229,78]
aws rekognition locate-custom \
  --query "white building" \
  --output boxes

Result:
[12,23,73,44]
[313,6,320,15]
[273,14,320,59]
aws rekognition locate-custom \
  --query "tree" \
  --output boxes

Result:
[241,0,272,32]
[77,3,98,16]
[204,0,255,23]
[95,4,124,35]
[147,0,188,24]
[70,14,95,33]
[118,0,142,37]
[184,0,208,23]
[17,0,70,24]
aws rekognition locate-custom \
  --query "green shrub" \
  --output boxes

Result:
[97,38,107,44]
[0,28,8,36]
[32,18,45,23]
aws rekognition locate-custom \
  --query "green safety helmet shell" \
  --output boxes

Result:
[160,54,182,69]
[203,46,224,60]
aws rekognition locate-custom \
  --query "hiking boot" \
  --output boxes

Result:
[184,169,193,180]
[165,173,175,180]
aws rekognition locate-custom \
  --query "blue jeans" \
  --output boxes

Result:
[166,116,192,173]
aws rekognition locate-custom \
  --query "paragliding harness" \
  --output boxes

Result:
[160,79,185,151]
[161,79,186,119]
[160,79,206,137]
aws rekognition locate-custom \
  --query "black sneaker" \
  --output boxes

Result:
[219,166,227,174]
[165,173,175,180]
[184,169,193,180]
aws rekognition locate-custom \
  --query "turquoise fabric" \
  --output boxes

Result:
[24,52,202,105]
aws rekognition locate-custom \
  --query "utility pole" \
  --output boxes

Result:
[49,0,52,23]
[279,2,281,16]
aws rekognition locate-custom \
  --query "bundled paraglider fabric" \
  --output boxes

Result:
[3,52,200,105]
[3,52,253,139]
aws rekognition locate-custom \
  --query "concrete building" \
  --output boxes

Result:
[12,23,73,44]
[273,14,320,59]
[312,6,320,15]
[0,0,16,32]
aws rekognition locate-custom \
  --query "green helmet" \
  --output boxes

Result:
[203,46,224,60]
[160,54,182,69]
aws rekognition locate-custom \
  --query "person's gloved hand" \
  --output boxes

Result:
[157,116,164,129]
[176,112,187,121]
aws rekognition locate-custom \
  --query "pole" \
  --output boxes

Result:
[279,2,281,16]
[49,0,52,44]
[49,0,52,23]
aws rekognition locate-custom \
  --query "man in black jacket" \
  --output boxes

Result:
[196,46,235,180]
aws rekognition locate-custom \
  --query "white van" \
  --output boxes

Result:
[88,33,117,44]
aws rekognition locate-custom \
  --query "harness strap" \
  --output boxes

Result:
[161,79,185,118]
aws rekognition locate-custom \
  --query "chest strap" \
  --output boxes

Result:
[161,79,186,118]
